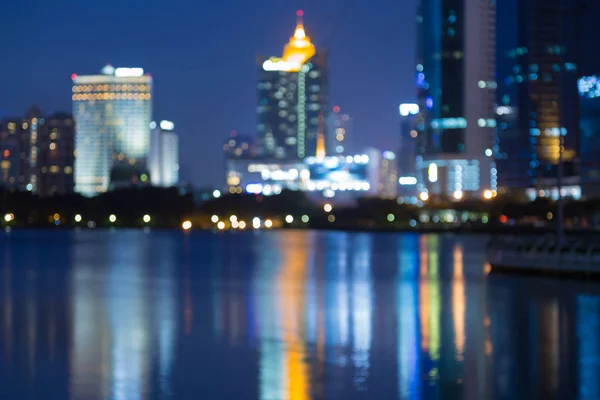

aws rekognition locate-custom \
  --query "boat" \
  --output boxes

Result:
[488,236,600,277]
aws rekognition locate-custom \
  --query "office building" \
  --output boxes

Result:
[398,103,420,196]
[496,0,582,193]
[327,106,352,155]
[37,113,75,196]
[72,65,153,196]
[416,0,496,199]
[578,76,600,197]
[257,11,329,160]
[0,108,75,196]
[149,120,179,188]
[366,148,398,199]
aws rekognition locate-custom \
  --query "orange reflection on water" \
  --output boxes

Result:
[452,244,466,360]
[277,231,311,400]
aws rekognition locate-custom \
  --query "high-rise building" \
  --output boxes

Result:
[578,76,600,197]
[0,108,75,196]
[327,106,352,156]
[72,65,153,196]
[37,113,75,196]
[257,11,329,160]
[149,120,179,188]
[496,0,582,193]
[416,0,496,199]
[397,103,420,196]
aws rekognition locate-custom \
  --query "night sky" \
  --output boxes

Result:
[0,0,418,187]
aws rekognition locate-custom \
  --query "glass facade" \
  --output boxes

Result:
[0,109,75,196]
[496,0,580,190]
[72,67,152,196]
[416,0,495,198]
[149,121,179,188]
[579,76,600,196]
[417,0,465,155]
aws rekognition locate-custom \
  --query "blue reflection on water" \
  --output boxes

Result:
[0,229,600,399]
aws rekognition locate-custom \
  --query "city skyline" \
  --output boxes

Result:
[0,0,418,187]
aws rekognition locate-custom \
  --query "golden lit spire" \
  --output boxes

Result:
[293,10,307,40]
[316,113,326,160]
[282,10,316,72]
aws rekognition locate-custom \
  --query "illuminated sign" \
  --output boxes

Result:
[399,176,417,185]
[160,120,175,131]
[114,67,144,77]
[383,151,396,160]
[399,103,419,117]
[263,59,295,72]
[428,163,438,183]
[431,118,467,129]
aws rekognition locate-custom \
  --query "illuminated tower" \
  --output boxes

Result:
[72,65,153,196]
[149,120,179,188]
[257,11,329,160]
[416,0,496,199]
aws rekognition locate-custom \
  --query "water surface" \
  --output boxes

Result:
[0,229,599,399]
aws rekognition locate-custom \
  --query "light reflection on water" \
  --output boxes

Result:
[0,229,600,399]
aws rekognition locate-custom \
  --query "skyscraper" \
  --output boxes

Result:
[327,106,353,156]
[398,103,420,196]
[37,113,75,196]
[0,108,75,196]
[257,11,329,160]
[149,120,179,188]
[72,65,153,196]
[578,76,600,198]
[416,0,496,199]
[496,0,582,193]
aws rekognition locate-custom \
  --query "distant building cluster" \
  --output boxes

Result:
[0,65,179,197]
[397,0,596,203]
[0,108,74,196]
[223,11,397,202]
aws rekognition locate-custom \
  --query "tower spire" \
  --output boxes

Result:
[295,10,305,39]
[282,10,315,71]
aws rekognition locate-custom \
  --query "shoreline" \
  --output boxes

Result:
[2,224,600,237]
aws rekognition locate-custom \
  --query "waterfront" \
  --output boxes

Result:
[0,230,599,399]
